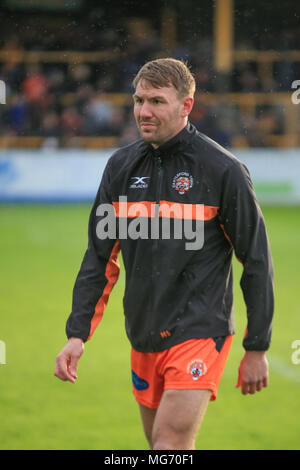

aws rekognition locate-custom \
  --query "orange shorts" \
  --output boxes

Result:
[131,335,233,409]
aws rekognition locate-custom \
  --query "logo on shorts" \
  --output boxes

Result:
[187,359,207,381]
[172,172,193,195]
[131,370,149,390]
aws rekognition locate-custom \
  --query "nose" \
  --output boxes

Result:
[139,101,153,119]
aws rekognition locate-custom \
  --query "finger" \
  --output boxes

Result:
[235,364,243,388]
[55,356,76,383]
[60,366,76,383]
[68,356,79,380]
[54,357,65,379]
[235,374,242,388]
[262,375,269,388]
[241,381,250,395]
[256,380,263,392]
[248,382,256,394]
[54,365,70,381]
[241,380,257,395]
[62,358,77,383]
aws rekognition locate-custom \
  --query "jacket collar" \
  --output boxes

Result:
[143,122,196,158]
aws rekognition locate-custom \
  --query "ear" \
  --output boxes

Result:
[181,96,194,118]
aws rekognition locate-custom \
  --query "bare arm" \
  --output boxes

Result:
[236,350,269,395]
[54,337,84,384]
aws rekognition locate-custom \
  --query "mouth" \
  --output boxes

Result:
[140,122,157,129]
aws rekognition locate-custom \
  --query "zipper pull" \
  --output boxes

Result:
[156,156,162,169]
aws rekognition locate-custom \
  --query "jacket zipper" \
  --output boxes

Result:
[150,155,163,349]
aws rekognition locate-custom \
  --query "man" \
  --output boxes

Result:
[54,58,274,450]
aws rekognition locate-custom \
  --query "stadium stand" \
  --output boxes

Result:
[0,0,300,149]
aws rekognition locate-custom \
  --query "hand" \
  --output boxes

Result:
[54,337,84,383]
[236,351,269,395]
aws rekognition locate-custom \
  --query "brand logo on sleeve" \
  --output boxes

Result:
[172,172,193,195]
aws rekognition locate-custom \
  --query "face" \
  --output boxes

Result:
[133,79,193,148]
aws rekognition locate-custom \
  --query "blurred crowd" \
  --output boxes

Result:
[0,13,298,149]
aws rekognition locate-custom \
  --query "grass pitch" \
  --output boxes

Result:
[0,204,299,450]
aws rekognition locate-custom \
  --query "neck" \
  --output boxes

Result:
[151,120,188,149]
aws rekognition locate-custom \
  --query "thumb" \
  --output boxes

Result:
[235,358,244,388]
[235,366,242,388]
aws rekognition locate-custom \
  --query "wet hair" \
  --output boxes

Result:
[132,58,196,97]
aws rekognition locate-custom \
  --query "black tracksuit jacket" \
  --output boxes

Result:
[66,123,274,353]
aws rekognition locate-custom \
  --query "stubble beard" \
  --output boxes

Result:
[138,124,161,147]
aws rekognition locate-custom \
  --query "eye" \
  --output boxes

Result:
[133,96,143,105]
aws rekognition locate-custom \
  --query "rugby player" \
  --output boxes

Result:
[54,58,274,450]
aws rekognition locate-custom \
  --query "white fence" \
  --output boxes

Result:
[0,148,300,205]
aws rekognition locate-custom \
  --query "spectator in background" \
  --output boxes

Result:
[61,106,83,137]
[239,111,261,146]
[67,64,92,93]
[189,103,217,138]
[95,74,116,94]
[109,106,126,137]
[193,65,214,93]
[189,101,233,147]
[73,84,95,115]
[39,111,61,138]
[236,67,261,92]
[256,106,283,138]
[0,15,297,149]
[6,93,28,135]
[117,18,162,92]
[275,29,297,91]
[0,61,25,96]
[82,92,114,136]
[47,68,67,96]
[21,64,50,103]
[239,105,283,147]
[20,63,55,134]
[118,115,140,146]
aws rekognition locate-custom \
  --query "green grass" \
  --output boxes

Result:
[0,204,299,450]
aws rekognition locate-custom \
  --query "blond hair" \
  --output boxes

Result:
[132,58,196,97]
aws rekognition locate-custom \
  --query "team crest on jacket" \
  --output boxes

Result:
[187,359,207,381]
[172,172,193,195]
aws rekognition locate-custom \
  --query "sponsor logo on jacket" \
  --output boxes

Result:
[129,176,150,189]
